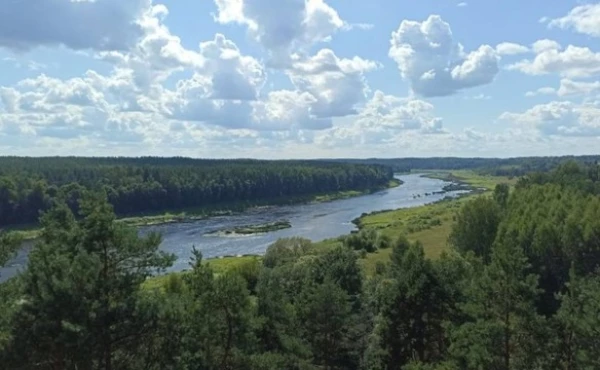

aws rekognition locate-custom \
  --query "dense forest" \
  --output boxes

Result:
[0,161,599,369]
[0,157,392,227]
[332,155,600,176]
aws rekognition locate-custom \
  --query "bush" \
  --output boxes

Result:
[234,258,261,293]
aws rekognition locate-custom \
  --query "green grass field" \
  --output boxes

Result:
[357,170,516,274]
[142,255,261,291]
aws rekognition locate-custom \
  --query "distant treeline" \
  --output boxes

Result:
[0,157,393,227]
[329,155,600,176]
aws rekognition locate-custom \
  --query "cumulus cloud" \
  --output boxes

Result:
[547,3,600,38]
[526,79,600,98]
[557,78,600,97]
[213,0,345,59]
[165,72,330,131]
[0,0,150,51]
[496,42,529,56]
[287,49,379,117]
[358,91,444,133]
[96,4,205,90]
[199,34,265,100]
[508,43,600,78]
[0,72,162,145]
[389,15,499,97]
[500,101,600,136]
[315,90,444,148]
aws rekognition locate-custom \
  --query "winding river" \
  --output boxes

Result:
[0,174,465,280]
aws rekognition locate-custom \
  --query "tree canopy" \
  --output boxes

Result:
[0,157,392,226]
[1,160,600,369]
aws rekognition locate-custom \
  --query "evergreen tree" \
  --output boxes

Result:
[6,194,174,369]
[493,183,510,208]
[253,267,312,368]
[448,196,501,263]
[181,248,256,370]
[554,267,600,369]
[365,241,450,369]
[449,242,545,370]
[298,279,357,369]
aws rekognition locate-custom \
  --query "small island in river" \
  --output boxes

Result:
[206,220,292,236]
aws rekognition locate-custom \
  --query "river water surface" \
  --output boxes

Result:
[1,174,464,280]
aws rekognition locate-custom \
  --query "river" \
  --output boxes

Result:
[0,174,465,280]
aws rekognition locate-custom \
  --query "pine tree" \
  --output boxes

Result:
[298,279,356,369]
[449,242,545,370]
[6,193,174,369]
[181,248,256,370]
[554,267,600,369]
[365,241,450,369]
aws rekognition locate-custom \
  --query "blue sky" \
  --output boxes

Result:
[0,0,599,158]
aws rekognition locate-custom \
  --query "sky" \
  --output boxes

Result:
[0,0,599,158]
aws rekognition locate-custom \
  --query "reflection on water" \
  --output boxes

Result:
[0,174,466,280]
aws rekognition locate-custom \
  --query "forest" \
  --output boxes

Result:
[0,157,393,227]
[0,161,599,369]
[332,155,600,176]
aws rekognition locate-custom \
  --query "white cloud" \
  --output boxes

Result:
[315,90,444,148]
[495,42,529,56]
[0,0,150,51]
[359,91,444,133]
[96,4,205,90]
[531,39,561,54]
[547,3,600,38]
[254,90,331,130]
[508,44,600,78]
[199,34,265,100]
[213,0,345,60]
[389,15,499,97]
[468,94,491,100]
[287,49,379,117]
[2,0,599,157]
[557,78,600,97]
[165,72,330,131]
[500,101,600,136]
[525,87,556,97]
[457,2,468,7]
[0,72,161,144]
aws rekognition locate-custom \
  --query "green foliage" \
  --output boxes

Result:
[333,155,600,176]
[297,279,356,369]
[0,157,393,226]
[496,183,600,314]
[342,229,379,252]
[365,240,455,370]
[3,159,600,369]
[449,242,546,370]
[262,237,313,268]
[553,268,600,369]
[232,257,262,293]
[3,194,175,369]
[493,183,510,208]
[448,195,501,263]
[0,232,21,270]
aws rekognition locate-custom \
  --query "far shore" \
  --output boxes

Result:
[9,178,403,241]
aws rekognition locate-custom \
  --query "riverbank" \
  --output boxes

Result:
[9,178,403,241]
[354,170,516,274]
[177,171,512,279]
